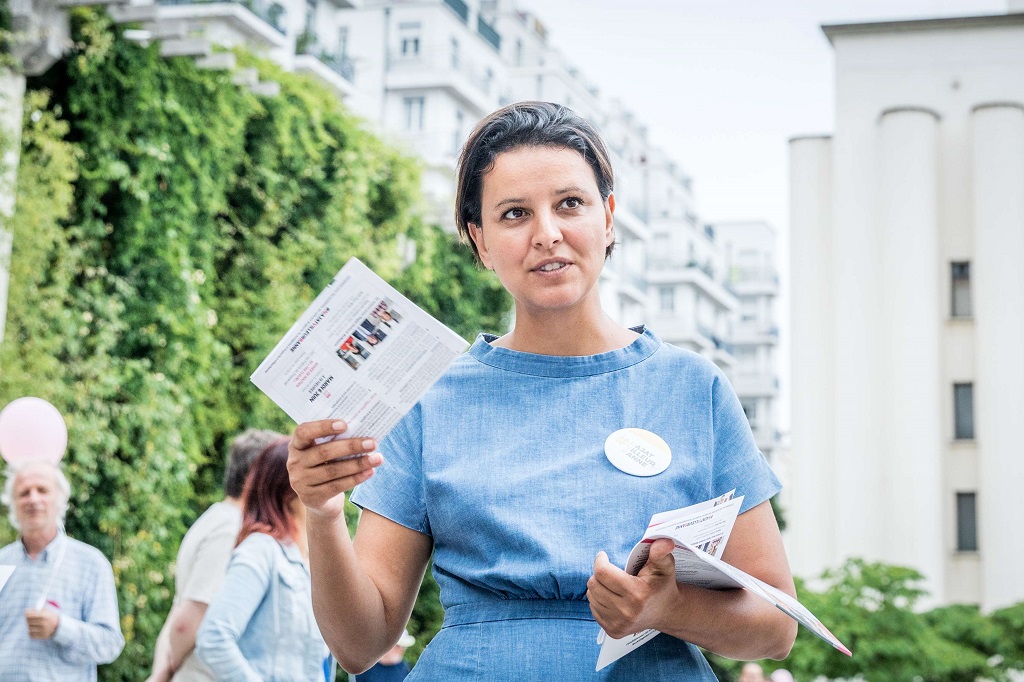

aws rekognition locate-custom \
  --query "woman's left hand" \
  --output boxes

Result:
[586,538,679,639]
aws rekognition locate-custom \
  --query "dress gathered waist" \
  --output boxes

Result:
[441,599,596,627]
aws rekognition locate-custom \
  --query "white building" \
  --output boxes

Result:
[788,6,1024,610]
[645,151,738,372]
[714,221,781,467]
[3,0,780,458]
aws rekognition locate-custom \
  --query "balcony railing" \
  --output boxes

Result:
[297,34,355,82]
[730,266,780,287]
[477,15,501,50]
[688,259,715,280]
[443,0,468,23]
[388,48,492,96]
[157,0,287,35]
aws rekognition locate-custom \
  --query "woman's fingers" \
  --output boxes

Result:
[309,453,383,486]
[292,419,350,450]
[287,420,383,513]
[590,551,630,597]
[588,542,678,639]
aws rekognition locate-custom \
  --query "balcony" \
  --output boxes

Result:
[729,267,780,297]
[294,33,356,96]
[646,262,738,312]
[477,15,501,51]
[648,315,715,353]
[731,323,779,345]
[617,274,647,305]
[443,0,469,23]
[155,0,289,49]
[730,373,779,398]
[387,48,497,114]
[626,200,649,223]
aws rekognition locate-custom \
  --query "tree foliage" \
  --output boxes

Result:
[708,559,1024,682]
[0,9,508,679]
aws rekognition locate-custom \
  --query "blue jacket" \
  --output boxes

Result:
[196,533,328,681]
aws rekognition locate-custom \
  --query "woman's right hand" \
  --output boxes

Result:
[287,420,382,521]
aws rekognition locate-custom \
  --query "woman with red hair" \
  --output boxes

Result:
[195,438,330,681]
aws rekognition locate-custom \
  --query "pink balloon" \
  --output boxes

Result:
[0,397,68,465]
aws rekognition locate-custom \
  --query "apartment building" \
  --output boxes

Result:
[714,221,781,467]
[2,0,782,467]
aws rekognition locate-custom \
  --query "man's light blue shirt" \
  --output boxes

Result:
[0,532,125,681]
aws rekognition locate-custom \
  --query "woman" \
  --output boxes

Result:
[287,102,797,679]
[196,439,329,681]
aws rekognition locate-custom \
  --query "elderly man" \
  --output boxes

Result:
[0,461,125,681]
[148,428,280,682]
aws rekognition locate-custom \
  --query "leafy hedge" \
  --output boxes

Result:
[707,559,1024,682]
[0,9,508,679]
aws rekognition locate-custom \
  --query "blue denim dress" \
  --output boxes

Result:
[352,328,781,680]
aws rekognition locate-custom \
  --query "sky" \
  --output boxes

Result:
[516,0,1007,232]
[513,0,1008,435]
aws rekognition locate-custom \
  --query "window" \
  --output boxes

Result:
[740,300,757,323]
[659,286,674,313]
[652,235,670,264]
[514,38,522,67]
[951,262,971,318]
[304,1,315,33]
[450,37,459,69]
[337,27,349,57]
[735,346,757,375]
[954,383,974,440]
[399,22,421,56]
[956,492,978,551]
[740,400,758,427]
[452,109,464,154]
[401,35,420,56]
[402,96,424,131]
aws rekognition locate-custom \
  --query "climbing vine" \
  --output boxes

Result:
[0,9,509,679]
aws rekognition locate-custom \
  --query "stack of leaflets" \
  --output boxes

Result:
[597,492,851,671]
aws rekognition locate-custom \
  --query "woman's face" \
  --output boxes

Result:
[468,145,614,319]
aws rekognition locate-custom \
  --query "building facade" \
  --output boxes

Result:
[3,0,783,472]
[714,221,781,468]
[788,8,1024,610]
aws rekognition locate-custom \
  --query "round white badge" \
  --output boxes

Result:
[604,428,672,477]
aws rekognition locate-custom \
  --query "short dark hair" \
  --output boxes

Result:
[455,101,616,263]
[224,428,282,498]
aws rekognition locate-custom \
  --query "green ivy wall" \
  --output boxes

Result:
[0,9,509,679]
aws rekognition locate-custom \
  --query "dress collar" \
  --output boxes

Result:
[468,326,661,378]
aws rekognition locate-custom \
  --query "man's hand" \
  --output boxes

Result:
[25,608,60,639]
[587,538,679,639]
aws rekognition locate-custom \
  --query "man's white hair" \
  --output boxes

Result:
[1,461,72,532]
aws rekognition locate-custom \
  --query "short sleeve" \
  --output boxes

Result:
[350,403,431,536]
[709,371,782,513]
[179,528,236,604]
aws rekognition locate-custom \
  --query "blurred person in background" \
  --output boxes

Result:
[148,428,280,682]
[769,669,794,682]
[0,461,124,681]
[195,438,330,681]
